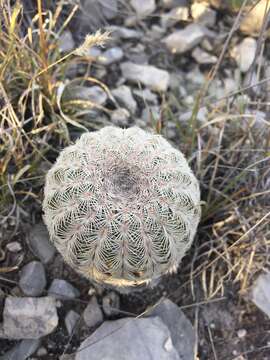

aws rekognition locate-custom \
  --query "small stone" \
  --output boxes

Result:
[130,0,156,17]
[112,86,137,114]
[142,106,160,124]
[0,339,41,360]
[59,31,75,53]
[237,329,247,339]
[191,2,217,27]
[48,279,80,300]
[192,47,217,64]
[251,272,270,318]
[120,62,170,92]
[36,347,47,357]
[100,0,118,20]
[161,6,189,28]
[19,261,46,297]
[231,37,257,73]
[85,46,102,58]
[6,241,22,253]
[98,47,124,65]
[65,310,80,335]
[160,0,188,9]
[133,88,158,104]
[64,85,108,106]
[163,24,206,54]
[109,26,143,39]
[240,0,270,35]
[28,223,55,264]
[3,296,58,339]
[83,296,104,328]
[75,317,179,360]
[111,108,130,127]
[102,292,120,316]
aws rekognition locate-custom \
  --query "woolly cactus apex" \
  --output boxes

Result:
[43,127,201,288]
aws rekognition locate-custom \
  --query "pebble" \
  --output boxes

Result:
[36,347,47,357]
[112,85,137,114]
[237,329,247,339]
[100,0,118,20]
[120,62,170,92]
[130,0,156,17]
[58,31,75,53]
[102,292,120,316]
[48,279,80,300]
[19,261,46,297]
[0,339,41,360]
[163,24,206,54]
[98,47,124,65]
[2,296,58,339]
[28,223,55,264]
[65,310,81,335]
[142,106,160,124]
[109,26,143,39]
[179,106,208,124]
[75,317,179,360]
[133,88,158,104]
[240,0,270,35]
[64,85,108,106]
[231,37,257,73]
[161,6,189,28]
[6,241,22,253]
[192,47,217,64]
[251,272,270,318]
[111,108,130,127]
[191,2,217,27]
[160,0,188,9]
[83,296,104,328]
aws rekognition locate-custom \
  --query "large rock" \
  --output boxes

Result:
[75,317,180,360]
[2,296,58,339]
[148,299,196,360]
[19,261,46,297]
[163,24,206,54]
[120,62,170,92]
[28,223,55,264]
[251,272,270,318]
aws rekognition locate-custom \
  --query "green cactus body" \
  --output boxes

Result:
[43,127,200,287]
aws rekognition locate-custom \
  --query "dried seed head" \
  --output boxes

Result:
[43,127,201,288]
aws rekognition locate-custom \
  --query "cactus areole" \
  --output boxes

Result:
[43,127,200,288]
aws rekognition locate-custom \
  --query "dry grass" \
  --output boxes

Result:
[0,0,269,305]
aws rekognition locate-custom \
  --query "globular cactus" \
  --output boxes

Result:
[43,127,200,288]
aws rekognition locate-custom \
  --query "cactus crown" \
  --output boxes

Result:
[43,127,200,287]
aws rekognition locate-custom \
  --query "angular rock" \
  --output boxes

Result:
[111,108,130,127]
[251,272,270,318]
[65,310,80,335]
[109,26,143,39]
[231,37,257,73]
[133,88,158,104]
[130,0,156,16]
[161,6,189,28]
[149,299,196,360]
[192,47,217,64]
[163,24,206,54]
[191,2,216,27]
[59,31,75,53]
[0,339,41,360]
[63,85,108,105]
[48,279,80,300]
[6,241,22,253]
[19,261,46,297]
[102,292,120,316]
[98,47,124,65]
[28,223,55,264]
[83,296,104,328]
[75,317,180,360]
[120,62,170,92]
[112,86,137,114]
[2,296,58,339]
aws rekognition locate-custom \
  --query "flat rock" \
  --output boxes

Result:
[83,296,104,328]
[192,47,217,64]
[163,24,206,54]
[75,317,180,360]
[2,296,58,339]
[19,261,46,297]
[28,223,55,264]
[63,85,108,105]
[191,2,216,27]
[148,299,196,360]
[0,339,41,360]
[231,37,257,73]
[98,47,124,65]
[120,62,170,92]
[251,272,270,318]
[65,310,80,335]
[112,86,137,114]
[130,0,156,16]
[48,279,80,300]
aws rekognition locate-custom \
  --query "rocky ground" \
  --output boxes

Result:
[0,0,270,359]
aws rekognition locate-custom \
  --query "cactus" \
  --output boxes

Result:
[43,127,201,288]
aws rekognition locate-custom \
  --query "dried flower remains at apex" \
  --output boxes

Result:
[43,127,201,288]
